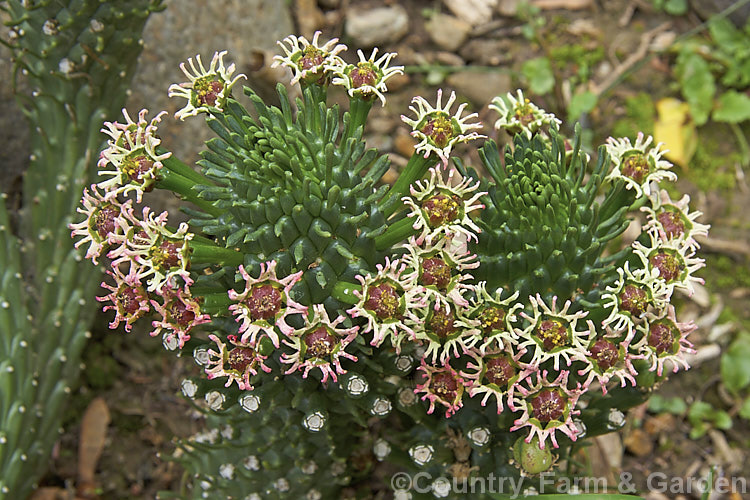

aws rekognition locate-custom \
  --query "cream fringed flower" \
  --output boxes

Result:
[490,89,560,138]
[168,50,246,120]
[329,48,403,105]
[604,132,677,198]
[401,89,484,164]
[272,31,347,85]
[205,334,271,391]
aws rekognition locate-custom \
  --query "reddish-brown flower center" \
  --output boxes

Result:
[116,285,146,315]
[364,282,401,320]
[427,308,457,338]
[122,154,155,183]
[649,251,683,283]
[420,257,452,290]
[228,346,257,373]
[421,193,461,227]
[589,339,618,371]
[514,103,535,127]
[151,239,184,270]
[93,204,120,240]
[245,284,283,321]
[648,321,676,355]
[530,389,566,423]
[304,326,336,358]
[656,208,686,238]
[535,318,569,351]
[299,47,324,71]
[619,283,650,317]
[478,306,507,334]
[351,62,377,88]
[430,371,459,399]
[167,298,196,327]
[621,153,651,184]
[483,356,515,387]
[420,114,454,148]
[194,77,225,107]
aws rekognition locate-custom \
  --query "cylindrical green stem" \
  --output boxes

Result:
[160,151,214,186]
[191,240,244,267]
[344,97,374,139]
[374,217,418,251]
[380,152,432,217]
[157,169,223,217]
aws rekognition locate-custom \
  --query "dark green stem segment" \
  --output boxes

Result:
[157,169,223,217]
[190,240,244,267]
[344,97,374,139]
[201,292,233,315]
[380,152,432,217]
[374,216,418,251]
[332,281,361,305]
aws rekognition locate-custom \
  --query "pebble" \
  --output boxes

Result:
[446,70,512,108]
[497,0,522,17]
[443,0,499,26]
[394,133,417,158]
[460,39,513,66]
[623,428,654,457]
[345,5,409,47]
[425,14,472,52]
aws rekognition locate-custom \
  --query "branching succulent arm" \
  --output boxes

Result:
[70,32,708,499]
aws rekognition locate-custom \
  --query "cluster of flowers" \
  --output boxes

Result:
[69,29,708,454]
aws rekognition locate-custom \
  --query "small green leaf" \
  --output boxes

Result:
[676,50,715,126]
[664,0,688,15]
[567,91,597,121]
[648,394,687,415]
[712,90,750,123]
[739,398,750,420]
[721,332,750,394]
[522,57,555,95]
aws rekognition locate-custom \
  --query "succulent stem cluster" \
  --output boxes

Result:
[70,32,709,498]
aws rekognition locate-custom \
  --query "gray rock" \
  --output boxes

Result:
[425,14,471,52]
[345,5,409,47]
[443,0,498,26]
[446,70,512,108]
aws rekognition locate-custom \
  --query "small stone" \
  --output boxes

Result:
[443,0,498,26]
[345,5,409,47]
[460,39,513,65]
[383,72,410,92]
[623,428,653,457]
[294,0,325,39]
[394,132,417,158]
[446,70,512,108]
[497,0,522,16]
[425,14,471,52]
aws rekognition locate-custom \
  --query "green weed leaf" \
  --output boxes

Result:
[713,90,750,123]
[676,50,715,125]
[721,332,750,394]
[522,57,555,95]
[568,91,597,121]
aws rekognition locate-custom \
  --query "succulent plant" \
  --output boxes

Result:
[70,32,708,499]
[0,1,163,498]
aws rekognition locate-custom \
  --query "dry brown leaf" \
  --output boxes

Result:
[77,397,110,494]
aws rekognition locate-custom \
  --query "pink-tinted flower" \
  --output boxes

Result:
[168,51,246,119]
[228,261,306,348]
[577,331,638,394]
[329,48,403,105]
[468,283,522,353]
[97,108,172,202]
[414,359,465,418]
[401,89,485,165]
[272,31,347,85]
[402,165,485,247]
[642,189,709,250]
[96,266,150,332]
[517,294,592,370]
[69,184,132,263]
[205,334,271,390]
[348,257,421,350]
[461,346,525,414]
[631,305,696,376]
[108,207,194,293]
[281,305,358,383]
[632,230,705,297]
[510,369,582,449]
[601,262,671,341]
[408,299,480,364]
[150,285,211,349]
